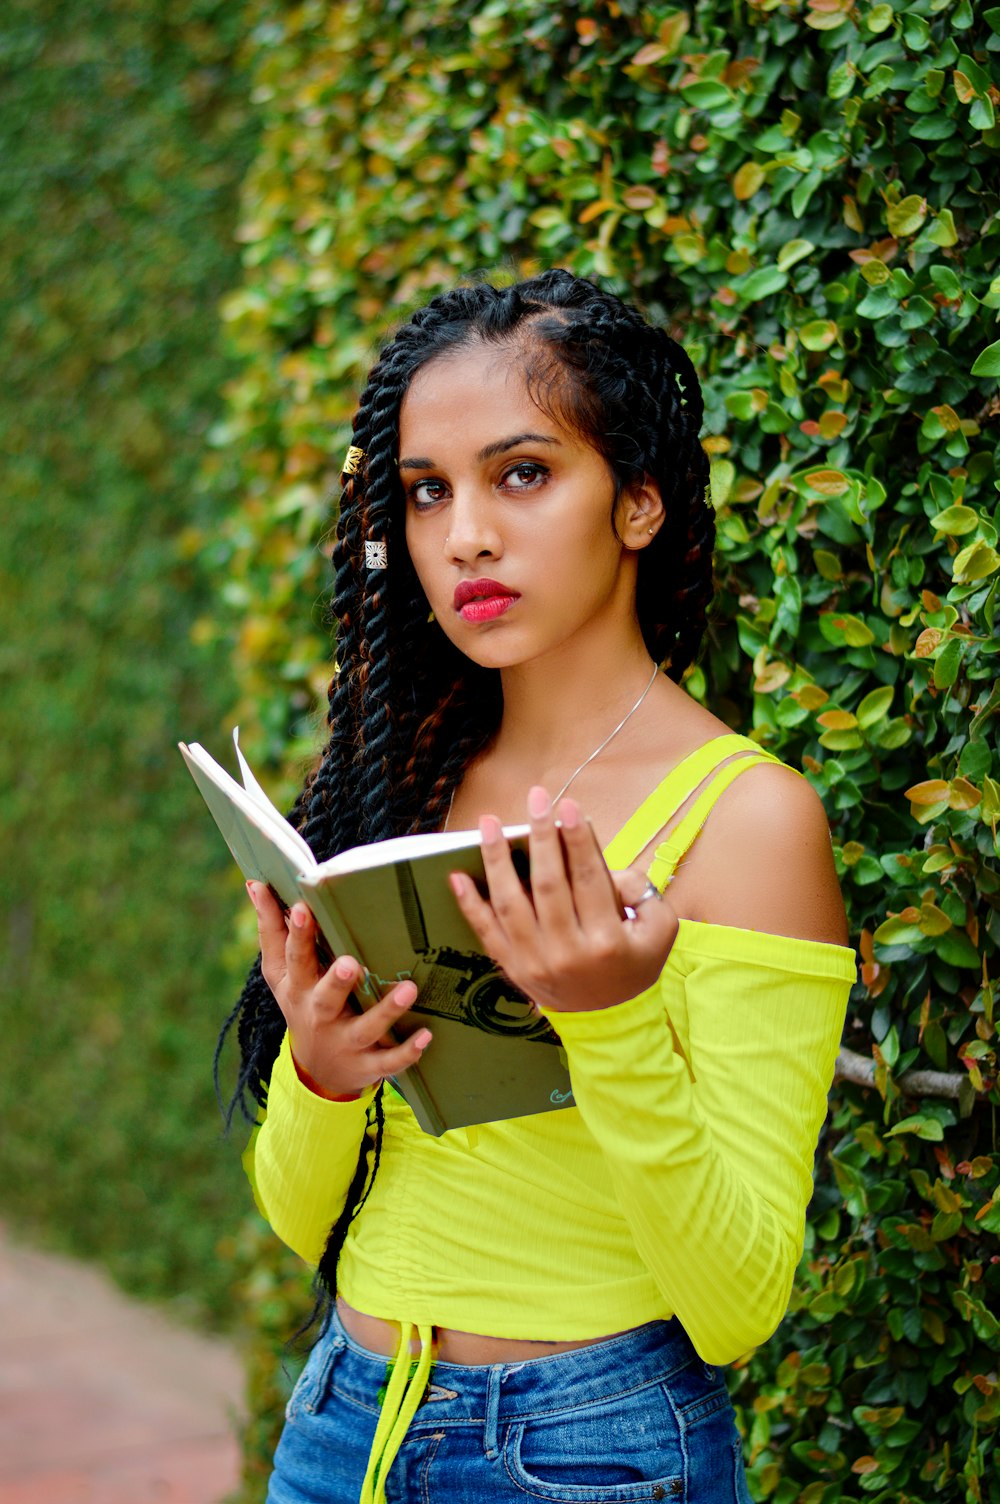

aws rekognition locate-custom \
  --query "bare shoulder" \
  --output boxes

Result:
[678,759,850,946]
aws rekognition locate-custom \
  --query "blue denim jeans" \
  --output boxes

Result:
[267,1310,753,1503]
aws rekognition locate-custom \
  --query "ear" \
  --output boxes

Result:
[617,475,665,551]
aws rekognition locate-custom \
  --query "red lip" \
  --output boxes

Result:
[453,578,519,610]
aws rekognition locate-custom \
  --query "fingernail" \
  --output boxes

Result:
[291,905,307,929]
[480,815,501,846]
[245,881,259,909]
[335,956,354,980]
[414,1029,432,1049]
[449,872,468,897]
[558,799,579,829]
[528,786,550,819]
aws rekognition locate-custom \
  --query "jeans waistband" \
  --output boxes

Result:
[327,1310,703,1424]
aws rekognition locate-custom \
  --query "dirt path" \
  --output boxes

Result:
[0,1223,243,1503]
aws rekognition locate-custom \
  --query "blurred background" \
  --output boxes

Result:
[1,0,253,1324]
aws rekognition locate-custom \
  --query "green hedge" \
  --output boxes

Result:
[207,2,1000,1498]
[0,0,253,1319]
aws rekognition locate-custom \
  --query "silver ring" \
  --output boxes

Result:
[624,880,662,921]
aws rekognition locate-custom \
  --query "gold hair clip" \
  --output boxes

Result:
[342,445,365,477]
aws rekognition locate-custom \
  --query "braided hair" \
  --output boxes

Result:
[218,268,714,1295]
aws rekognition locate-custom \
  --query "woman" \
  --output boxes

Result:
[230,270,855,1503]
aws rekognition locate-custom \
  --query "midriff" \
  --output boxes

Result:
[336,1297,622,1364]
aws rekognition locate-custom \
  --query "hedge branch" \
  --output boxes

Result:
[836,1047,976,1114]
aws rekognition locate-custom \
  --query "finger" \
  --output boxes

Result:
[248,882,289,992]
[449,869,511,963]
[477,815,537,943]
[555,799,622,932]
[525,787,578,933]
[284,902,324,991]
[310,951,363,1020]
[367,1027,433,1082]
[613,867,679,946]
[350,979,419,1050]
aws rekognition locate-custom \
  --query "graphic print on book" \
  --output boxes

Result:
[392,859,557,1043]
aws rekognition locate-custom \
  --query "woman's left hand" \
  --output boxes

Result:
[449,787,679,1012]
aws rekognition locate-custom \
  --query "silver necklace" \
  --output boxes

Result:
[443,662,659,832]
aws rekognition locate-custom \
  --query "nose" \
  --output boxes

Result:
[445,484,502,564]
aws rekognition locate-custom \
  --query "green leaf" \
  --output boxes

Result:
[960,741,993,779]
[738,266,789,302]
[819,612,876,647]
[934,930,981,968]
[857,686,893,727]
[873,917,924,947]
[908,114,956,140]
[970,95,996,130]
[971,338,1000,377]
[887,1115,944,1141]
[866,2,895,30]
[790,169,823,219]
[933,638,963,689]
[681,81,733,110]
[930,264,963,299]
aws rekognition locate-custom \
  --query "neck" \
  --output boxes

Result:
[494,624,657,772]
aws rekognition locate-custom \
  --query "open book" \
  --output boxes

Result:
[179,733,574,1134]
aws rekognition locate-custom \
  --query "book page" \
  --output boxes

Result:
[313,823,531,880]
[179,742,316,908]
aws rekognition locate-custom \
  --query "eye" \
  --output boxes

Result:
[501,461,548,491]
[407,477,448,509]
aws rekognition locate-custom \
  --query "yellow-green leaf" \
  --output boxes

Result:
[819,728,864,750]
[906,779,951,805]
[813,549,843,581]
[733,162,766,200]
[930,504,980,535]
[857,685,894,727]
[918,902,952,936]
[797,683,830,711]
[949,777,982,811]
[860,259,891,286]
[777,237,815,271]
[799,319,839,351]
[953,539,1000,583]
[709,458,736,509]
[886,194,927,237]
[621,185,659,211]
[804,468,850,496]
[982,775,1000,826]
[817,708,859,730]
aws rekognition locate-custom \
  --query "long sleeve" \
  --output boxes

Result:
[539,920,855,1364]
[244,1031,375,1265]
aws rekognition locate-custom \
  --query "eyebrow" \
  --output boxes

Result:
[398,432,561,471]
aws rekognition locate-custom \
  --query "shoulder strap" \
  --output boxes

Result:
[646,750,789,891]
[604,733,763,870]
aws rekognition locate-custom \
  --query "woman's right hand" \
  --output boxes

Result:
[247,881,431,1100]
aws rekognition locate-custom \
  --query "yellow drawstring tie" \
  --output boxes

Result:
[359,1321,434,1504]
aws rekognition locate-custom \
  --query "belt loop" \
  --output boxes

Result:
[483,1364,502,1460]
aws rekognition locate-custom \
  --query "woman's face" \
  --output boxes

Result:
[399,342,654,673]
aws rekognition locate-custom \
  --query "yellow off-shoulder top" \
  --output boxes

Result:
[245,735,855,1499]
